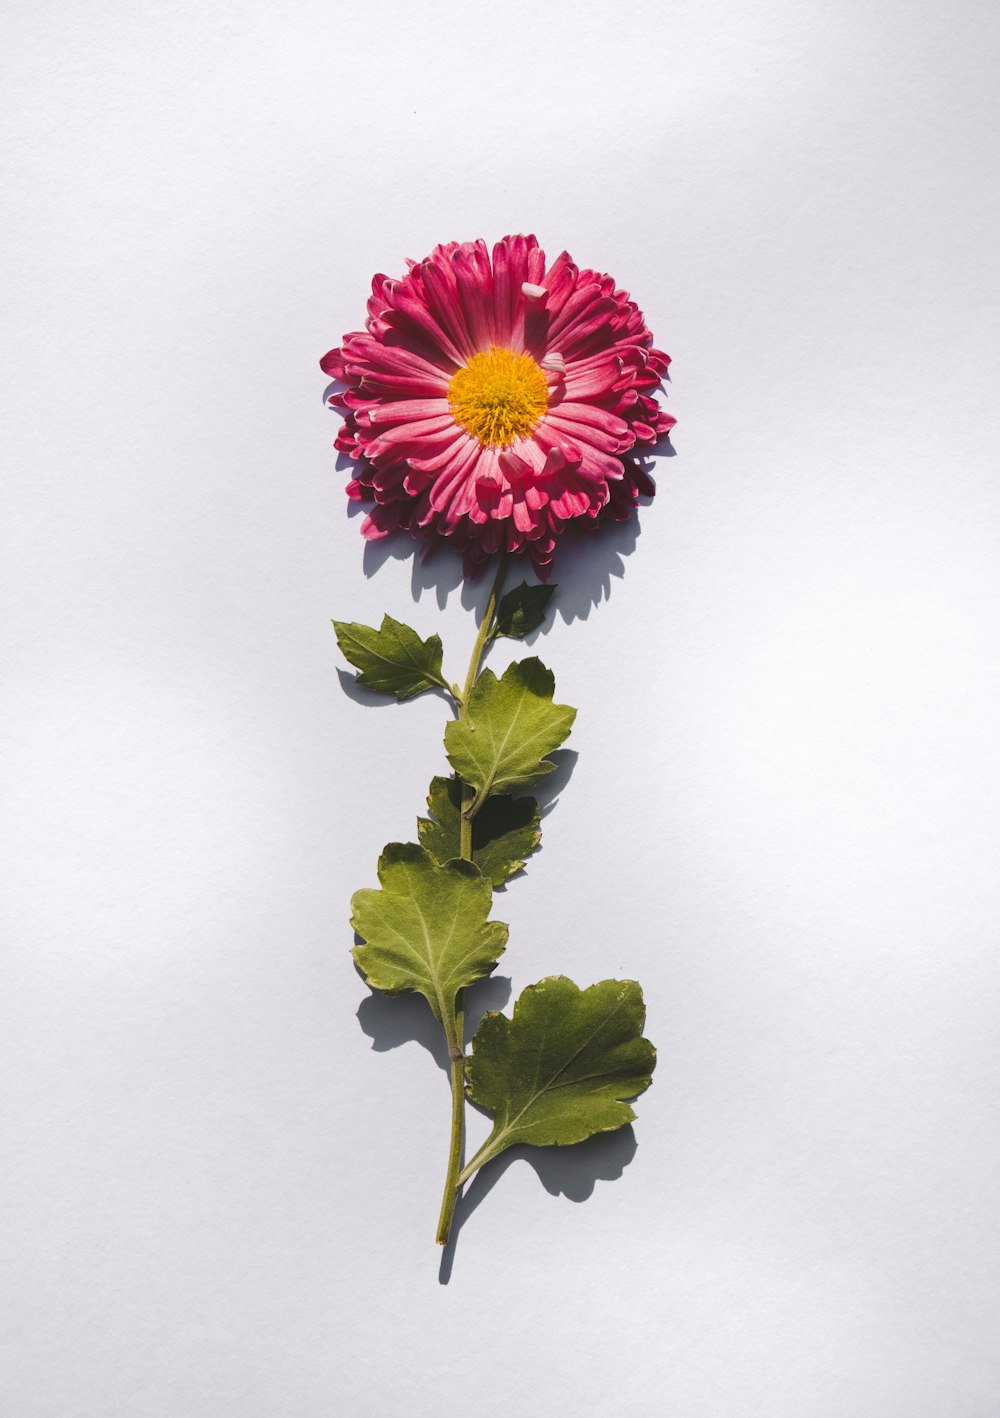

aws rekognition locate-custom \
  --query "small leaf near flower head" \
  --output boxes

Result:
[417,775,541,886]
[495,582,557,640]
[350,844,507,1024]
[333,615,447,700]
[463,977,655,1176]
[444,658,575,805]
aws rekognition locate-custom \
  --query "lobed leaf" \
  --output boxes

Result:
[334,614,446,700]
[444,658,576,805]
[350,843,507,1024]
[495,581,557,640]
[464,976,655,1173]
[417,775,541,886]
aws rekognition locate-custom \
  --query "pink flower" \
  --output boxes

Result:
[321,235,674,576]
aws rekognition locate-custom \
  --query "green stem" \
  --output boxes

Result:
[435,1051,465,1245]
[434,552,507,1245]
[459,553,508,707]
[457,1136,501,1189]
[458,553,507,856]
[459,797,473,860]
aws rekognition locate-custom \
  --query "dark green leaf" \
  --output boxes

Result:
[495,582,557,640]
[350,843,507,1026]
[334,614,446,700]
[463,976,655,1177]
[417,775,541,886]
[444,658,576,805]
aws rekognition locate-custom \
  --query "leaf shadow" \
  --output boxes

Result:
[356,972,514,1075]
[335,666,454,714]
[533,748,578,819]
[437,1126,638,1284]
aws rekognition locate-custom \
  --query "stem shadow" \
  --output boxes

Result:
[437,1126,638,1284]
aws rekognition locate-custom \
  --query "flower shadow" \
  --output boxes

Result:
[336,445,676,623]
[360,517,641,622]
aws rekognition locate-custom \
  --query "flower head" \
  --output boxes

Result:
[321,235,674,576]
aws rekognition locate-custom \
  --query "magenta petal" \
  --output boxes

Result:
[322,233,672,571]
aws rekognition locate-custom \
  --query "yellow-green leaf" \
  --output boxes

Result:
[350,843,507,1027]
[444,658,575,805]
[495,581,557,640]
[417,775,541,886]
[334,614,447,700]
[462,976,655,1179]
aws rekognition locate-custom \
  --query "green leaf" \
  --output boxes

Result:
[463,976,655,1177]
[417,775,541,886]
[443,658,576,805]
[334,614,446,700]
[495,581,557,640]
[350,844,508,1030]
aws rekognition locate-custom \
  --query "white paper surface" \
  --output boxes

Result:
[3,2,999,1413]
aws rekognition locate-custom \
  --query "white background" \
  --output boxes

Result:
[3,1,1000,1413]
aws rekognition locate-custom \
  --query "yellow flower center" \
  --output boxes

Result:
[448,345,549,448]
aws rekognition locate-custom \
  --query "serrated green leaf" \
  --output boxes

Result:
[350,844,507,1031]
[443,658,576,805]
[417,775,541,886]
[462,976,655,1178]
[334,614,447,700]
[495,581,557,640]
